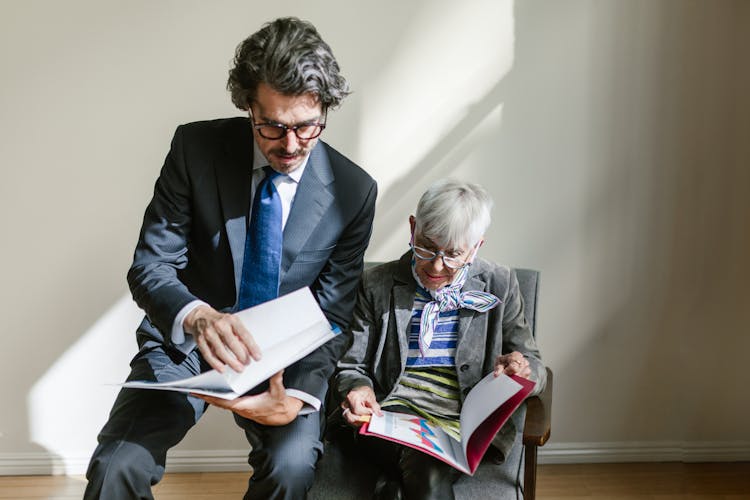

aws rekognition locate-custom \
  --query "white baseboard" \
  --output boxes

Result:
[2,441,749,476]
[0,450,251,476]
[538,441,750,464]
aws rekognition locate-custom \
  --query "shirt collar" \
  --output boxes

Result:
[252,140,308,183]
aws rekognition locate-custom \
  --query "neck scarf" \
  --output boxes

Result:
[412,260,501,357]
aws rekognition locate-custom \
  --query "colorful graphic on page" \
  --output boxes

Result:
[408,417,443,454]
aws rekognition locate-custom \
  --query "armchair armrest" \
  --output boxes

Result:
[523,367,553,447]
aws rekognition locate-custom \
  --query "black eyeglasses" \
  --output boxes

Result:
[249,112,326,140]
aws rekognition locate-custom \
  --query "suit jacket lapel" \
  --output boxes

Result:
[393,253,417,369]
[456,265,489,364]
[216,121,254,295]
[280,141,334,281]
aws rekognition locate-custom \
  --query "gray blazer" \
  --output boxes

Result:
[128,117,377,402]
[335,252,546,458]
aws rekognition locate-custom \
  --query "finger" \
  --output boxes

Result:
[214,320,250,369]
[212,341,244,373]
[494,362,513,377]
[232,318,262,361]
[192,393,230,409]
[509,352,526,367]
[342,408,355,425]
[494,354,509,370]
[196,334,226,373]
[368,399,383,417]
[267,370,286,395]
[204,324,247,373]
[222,331,251,367]
[351,397,373,415]
[342,408,365,427]
[495,366,510,376]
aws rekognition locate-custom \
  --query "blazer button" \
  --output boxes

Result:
[460,364,469,372]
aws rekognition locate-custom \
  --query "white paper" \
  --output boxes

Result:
[121,287,337,399]
[458,373,522,456]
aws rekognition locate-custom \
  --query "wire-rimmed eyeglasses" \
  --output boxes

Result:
[410,240,479,270]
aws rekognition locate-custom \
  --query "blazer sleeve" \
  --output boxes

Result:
[127,125,200,342]
[282,179,378,403]
[499,269,547,396]
[333,274,380,402]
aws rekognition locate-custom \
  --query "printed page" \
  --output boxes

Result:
[365,411,469,473]
[122,370,240,398]
[230,287,329,352]
[223,319,335,395]
[121,287,336,399]
[458,373,523,456]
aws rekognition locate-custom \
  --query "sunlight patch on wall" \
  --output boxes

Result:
[358,0,515,193]
[368,100,505,261]
[28,295,141,472]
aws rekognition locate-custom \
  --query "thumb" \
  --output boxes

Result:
[365,397,383,417]
[268,370,285,393]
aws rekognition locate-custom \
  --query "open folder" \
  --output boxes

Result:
[121,287,339,400]
[360,373,535,474]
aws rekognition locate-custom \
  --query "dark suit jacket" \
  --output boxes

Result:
[127,117,377,403]
[334,252,546,458]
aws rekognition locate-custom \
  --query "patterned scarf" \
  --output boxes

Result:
[412,261,501,357]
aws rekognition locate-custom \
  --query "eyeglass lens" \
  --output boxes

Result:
[412,245,466,269]
[255,123,325,140]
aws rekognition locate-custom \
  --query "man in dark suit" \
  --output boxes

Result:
[84,17,377,500]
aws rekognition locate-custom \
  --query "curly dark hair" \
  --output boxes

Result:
[227,17,350,111]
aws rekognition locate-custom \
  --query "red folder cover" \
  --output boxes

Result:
[359,374,535,474]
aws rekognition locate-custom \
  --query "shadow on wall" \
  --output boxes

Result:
[21,0,750,474]
[20,0,519,474]
[362,1,516,259]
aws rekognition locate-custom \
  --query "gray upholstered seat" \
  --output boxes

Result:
[308,267,552,500]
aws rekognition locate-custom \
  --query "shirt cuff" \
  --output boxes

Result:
[285,389,321,414]
[171,300,207,355]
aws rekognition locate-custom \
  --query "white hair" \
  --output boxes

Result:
[414,179,493,250]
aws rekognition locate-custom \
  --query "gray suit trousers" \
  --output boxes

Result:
[84,344,323,500]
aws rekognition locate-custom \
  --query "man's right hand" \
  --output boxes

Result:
[184,305,262,373]
[341,385,382,426]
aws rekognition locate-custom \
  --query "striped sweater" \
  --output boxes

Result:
[381,287,462,439]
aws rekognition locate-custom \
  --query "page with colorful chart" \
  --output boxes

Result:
[362,411,470,473]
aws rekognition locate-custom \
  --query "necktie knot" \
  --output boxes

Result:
[263,165,281,181]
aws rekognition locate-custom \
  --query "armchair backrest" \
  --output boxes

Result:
[513,268,540,340]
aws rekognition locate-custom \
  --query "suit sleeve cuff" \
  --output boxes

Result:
[285,389,321,414]
[171,300,207,354]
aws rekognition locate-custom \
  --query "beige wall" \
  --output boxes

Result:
[1,0,748,474]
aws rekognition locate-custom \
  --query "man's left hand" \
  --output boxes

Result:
[194,371,303,426]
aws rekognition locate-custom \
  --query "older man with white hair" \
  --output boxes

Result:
[333,179,547,499]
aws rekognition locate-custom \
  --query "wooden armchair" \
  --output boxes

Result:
[309,267,553,500]
[514,268,553,500]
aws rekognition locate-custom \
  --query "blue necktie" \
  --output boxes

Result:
[237,166,283,310]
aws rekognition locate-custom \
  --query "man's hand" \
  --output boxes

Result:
[341,385,382,427]
[494,351,531,378]
[194,371,303,426]
[184,305,261,373]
